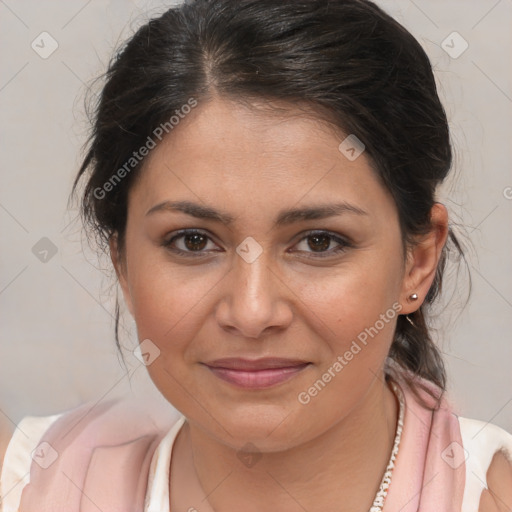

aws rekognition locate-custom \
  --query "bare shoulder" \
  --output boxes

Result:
[0,411,15,476]
[478,449,512,512]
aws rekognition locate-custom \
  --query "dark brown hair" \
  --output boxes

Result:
[70,0,470,406]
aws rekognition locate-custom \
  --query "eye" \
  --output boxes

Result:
[163,229,352,259]
[163,229,221,257]
[292,230,352,258]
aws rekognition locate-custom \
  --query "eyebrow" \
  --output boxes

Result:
[145,200,368,226]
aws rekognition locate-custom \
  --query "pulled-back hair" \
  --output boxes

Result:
[71,0,469,405]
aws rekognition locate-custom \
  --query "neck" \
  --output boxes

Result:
[172,376,399,512]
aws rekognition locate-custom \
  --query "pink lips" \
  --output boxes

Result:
[203,357,310,389]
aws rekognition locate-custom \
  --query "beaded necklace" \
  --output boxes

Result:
[368,381,405,512]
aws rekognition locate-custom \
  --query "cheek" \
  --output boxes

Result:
[127,258,226,355]
[127,266,216,412]
[296,257,402,347]
[291,266,401,419]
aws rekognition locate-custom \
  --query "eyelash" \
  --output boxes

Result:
[163,229,352,259]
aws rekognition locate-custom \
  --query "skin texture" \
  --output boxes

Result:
[478,451,512,511]
[110,96,449,511]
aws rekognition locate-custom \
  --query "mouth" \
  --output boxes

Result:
[202,358,311,389]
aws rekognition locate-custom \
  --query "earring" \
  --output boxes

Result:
[405,293,418,326]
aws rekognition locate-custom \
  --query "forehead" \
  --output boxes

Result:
[128,97,395,221]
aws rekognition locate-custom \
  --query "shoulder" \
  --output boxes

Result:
[1,397,182,511]
[0,411,62,512]
[0,411,14,477]
[391,371,512,510]
[458,417,512,512]
[479,449,512,512]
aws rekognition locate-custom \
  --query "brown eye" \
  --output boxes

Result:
[183,232,208,251]
[164,229,219,256]
[293,230,351,258]
[307,233,331,252]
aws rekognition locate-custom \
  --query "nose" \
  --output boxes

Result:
[215,246,293,339]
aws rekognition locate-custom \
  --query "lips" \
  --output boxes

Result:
[202,358,311,389]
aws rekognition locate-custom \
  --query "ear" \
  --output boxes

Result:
[399,203,449,314]
[109,234,134,317]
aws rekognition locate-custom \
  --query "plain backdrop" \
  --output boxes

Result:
[1,0,511,431]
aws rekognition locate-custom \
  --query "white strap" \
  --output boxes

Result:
[459,416,512,512]
[0,413,62,512]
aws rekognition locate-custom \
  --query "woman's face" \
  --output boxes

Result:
[114,97,418,451]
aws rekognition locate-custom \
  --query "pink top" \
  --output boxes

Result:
[2,370,511,511]
[384,373,465,510]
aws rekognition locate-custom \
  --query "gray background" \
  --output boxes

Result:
[1,0,511,431]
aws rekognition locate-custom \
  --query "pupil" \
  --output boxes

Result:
[308,234,330,252]
[185,233,207,251]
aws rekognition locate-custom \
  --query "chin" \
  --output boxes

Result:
[208,404,315,452]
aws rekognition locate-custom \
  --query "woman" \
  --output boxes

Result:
[1,0,511,510]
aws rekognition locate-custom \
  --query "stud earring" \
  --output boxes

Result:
[409,293,418,301]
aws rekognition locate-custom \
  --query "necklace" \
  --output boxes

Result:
[368,381,405,512]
